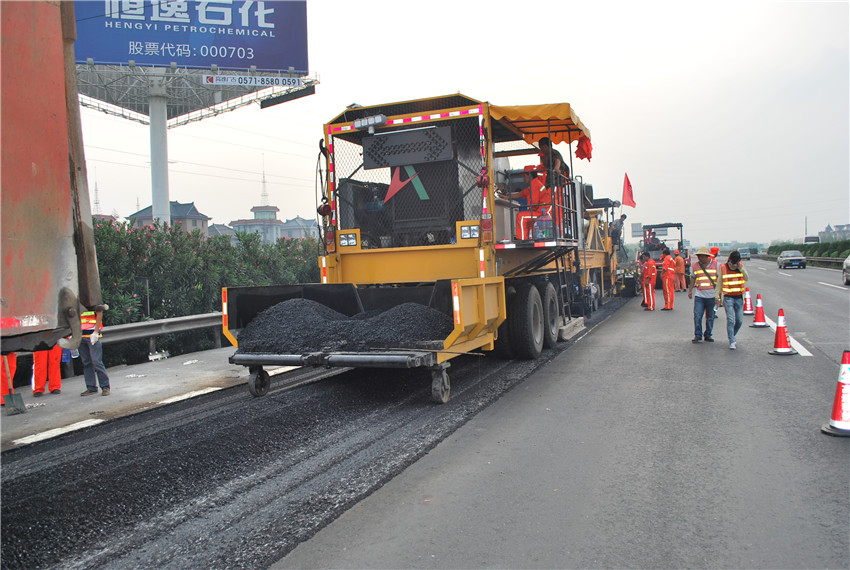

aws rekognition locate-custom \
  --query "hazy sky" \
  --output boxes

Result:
[80,0,849,247]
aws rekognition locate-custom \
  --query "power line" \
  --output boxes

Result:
[86,158,314,187]
[86,145,312,181]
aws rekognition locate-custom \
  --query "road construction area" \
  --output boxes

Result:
[2,264,848,569]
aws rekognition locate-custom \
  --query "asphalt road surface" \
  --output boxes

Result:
[0,301,621,569]
[3,275,847,569]
[278,270,849,569]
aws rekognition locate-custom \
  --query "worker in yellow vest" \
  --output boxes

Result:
[688,246,718,343]
[715,250,749,350]
[79,309,111,396]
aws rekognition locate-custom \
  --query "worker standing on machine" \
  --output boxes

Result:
[660,247,676,310]
[640,253,656,311]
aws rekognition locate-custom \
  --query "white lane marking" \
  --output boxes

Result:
[818,281,846,290]
[778,272,793,277]
[158,386,223,405]
[267,365,299,376]
[763,316,813,356]
[757,266,766,271]
[12,419,105,446]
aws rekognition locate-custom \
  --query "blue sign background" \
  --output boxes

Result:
[74,1,308,73]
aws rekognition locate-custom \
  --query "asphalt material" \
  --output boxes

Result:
[236,299,454,354]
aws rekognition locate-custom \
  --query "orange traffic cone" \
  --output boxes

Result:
[743,288,754,315]
[750,294,769,328]
[821,351,850,437]
[768,309,797,355]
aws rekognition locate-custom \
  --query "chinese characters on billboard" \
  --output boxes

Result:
[74,1,308,73]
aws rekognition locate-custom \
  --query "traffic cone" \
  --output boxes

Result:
[768,309,797,355]
[821,351,850,437]
[750,294,769,328]
[743,288,754,315]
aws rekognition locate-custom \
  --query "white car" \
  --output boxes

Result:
[843,254,850,285]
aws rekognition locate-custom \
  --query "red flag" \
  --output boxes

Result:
[622,173,636,208]
[575,135,592,161]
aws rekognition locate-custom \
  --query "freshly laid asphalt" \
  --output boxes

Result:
[3,285,848,568]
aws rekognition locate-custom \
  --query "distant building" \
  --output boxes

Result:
[128,201,211,233]
[208,223,237,244]
[281,215,319,239]
[230,205,287,244]
[819,224,850,242]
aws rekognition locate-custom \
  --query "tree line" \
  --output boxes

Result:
[94,219,321,366]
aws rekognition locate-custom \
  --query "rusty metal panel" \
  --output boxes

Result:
[1,1,79,350]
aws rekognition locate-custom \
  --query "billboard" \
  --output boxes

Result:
[74,1,308,73]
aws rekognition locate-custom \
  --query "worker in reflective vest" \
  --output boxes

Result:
[640,253,656,311]
[501,165,552,240]
[660,248,676,310]
[79,310,111,396]
[674,250,686,292]
[1,353,16,406]
[715,250,749,350]
[688,247,718,342]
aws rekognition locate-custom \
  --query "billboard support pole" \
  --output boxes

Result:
[149,69,170,225]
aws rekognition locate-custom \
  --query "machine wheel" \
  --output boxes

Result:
[536,281,559,349]
[431,368,450,404]
[493,285,516,359]
[510,282,544,360]
[247,367,271,397]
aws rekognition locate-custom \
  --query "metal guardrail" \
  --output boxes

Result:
[754,254,844,266]
[102,312,224,354]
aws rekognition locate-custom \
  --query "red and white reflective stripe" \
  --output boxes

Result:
[328,108,480,133]
[222,289,228,328]
[321,257,328,284]
[831,358,850,429]
[479,249,485,278]
[452,282,461,325]
[534,241,558,248]
[328,139,337,226]
[479,105,488,216]
[495,243,516,250]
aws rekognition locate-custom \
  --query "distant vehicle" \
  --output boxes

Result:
[777,250,807,269]
[843,254,850,285]
[738,248,751,260]
[637,223,689,288]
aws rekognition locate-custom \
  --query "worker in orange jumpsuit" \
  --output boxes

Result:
[32,344,62,396]
[674,250,687,292]
[660,248,676,310]
[2,353,16,406]
[501,165,552,240]
[640,253,657,311]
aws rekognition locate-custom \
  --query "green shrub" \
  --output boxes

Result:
[94,219,321,366]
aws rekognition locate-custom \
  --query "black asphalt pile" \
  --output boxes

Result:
[235,298,454,354]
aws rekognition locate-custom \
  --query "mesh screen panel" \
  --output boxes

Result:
[333,117,483,249]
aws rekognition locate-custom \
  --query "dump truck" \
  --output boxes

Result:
[223,94,622,402]
[637,222,689,289]
[1,1,102,355]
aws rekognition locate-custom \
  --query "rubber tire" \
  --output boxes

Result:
[536,281,559,349]
[493,285,516,359]
[247,368,271,397]
[431,370,450,404]
[510,282,544,360]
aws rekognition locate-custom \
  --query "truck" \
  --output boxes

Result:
[223,94,624,403]
[637,223,690,289]
[1,1,102,356]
